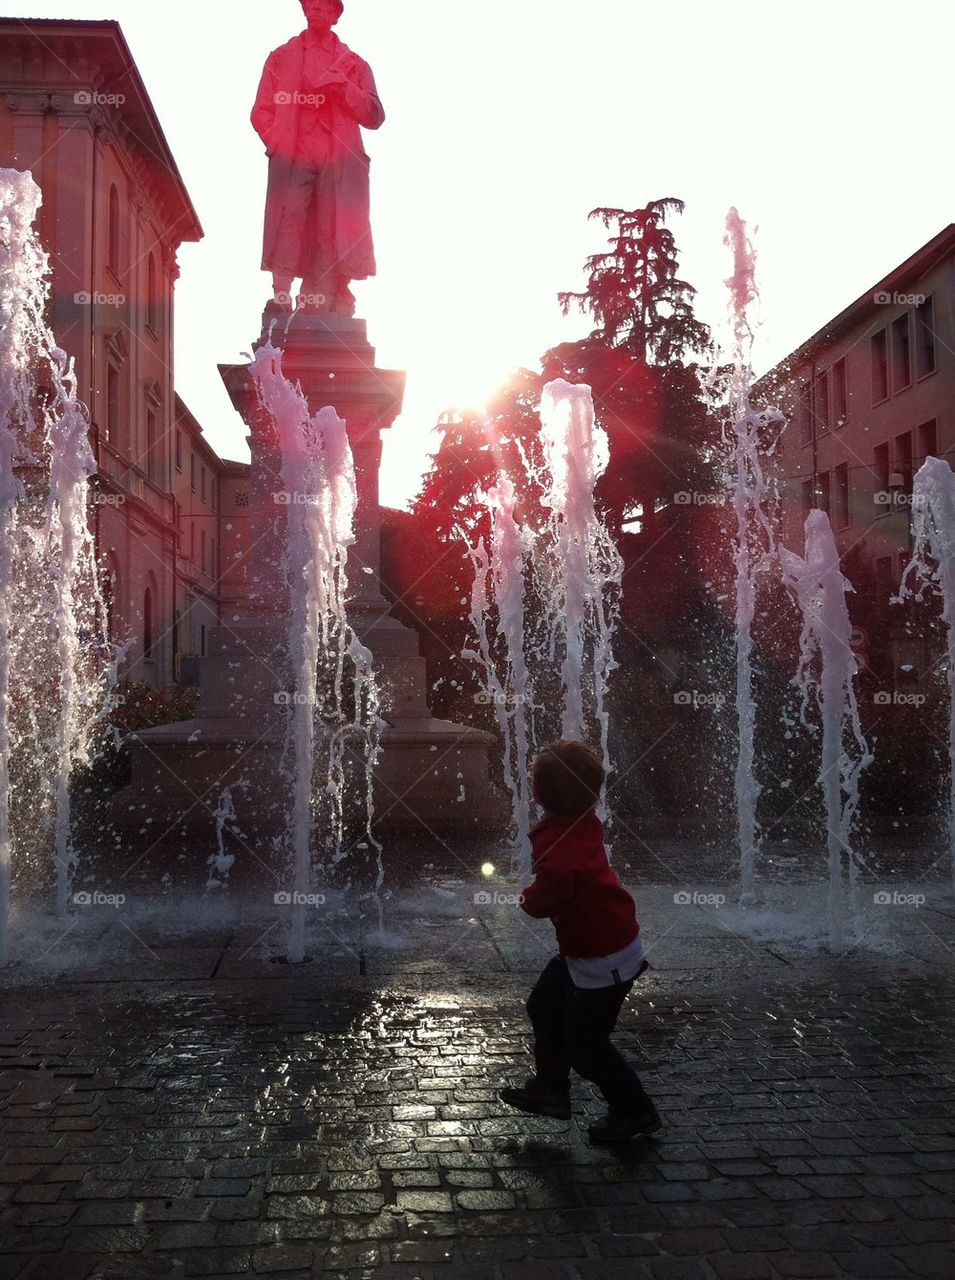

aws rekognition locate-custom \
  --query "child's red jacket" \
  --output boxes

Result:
[519,810,639,958]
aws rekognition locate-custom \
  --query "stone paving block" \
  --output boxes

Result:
[388,1240,455,1265]
[709,1254,775,1280]
[648,1259,714,1279]
[891,1244,955,1279]
[772,1253,839,1277]
[182,1250,251,1276]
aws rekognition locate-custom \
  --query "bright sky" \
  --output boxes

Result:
[4,0,953,507]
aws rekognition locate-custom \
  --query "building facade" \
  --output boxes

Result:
[0,18,250,689]
[761,225,955,676]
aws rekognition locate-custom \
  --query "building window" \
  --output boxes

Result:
[834,463,850,529]
[146,252,159,333]
[146,409,159,484]
[876,556,894,608]
[832,358,848,427]
[918,419,938,467]
[211,538,217,579]
[798,383,812,446]
[173,608,181,675]
[107,184,121,277]
[891,313,911,392]
[175,430,183,472]
[871,329,889,404]
[143,587,153,661]
[817,470,831,515]
[200,624,207,657]
[103,561,119,643]
[212,478,217,512]
[190,522,195,561]
[916,296,937,379]
[190,453,197,492]
[895,431,914,495]
[201,529,206,573]
[801,478,814,515]
[814,371,829,435]
[874,442,891,506]
[201,465,207,503]
[104,333,127,452]
[106,363,120,446]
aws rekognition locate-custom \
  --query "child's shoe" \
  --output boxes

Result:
[499,1077,571,1120]
[588,1099,662,1143]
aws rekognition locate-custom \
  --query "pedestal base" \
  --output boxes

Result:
[109,311,510,853]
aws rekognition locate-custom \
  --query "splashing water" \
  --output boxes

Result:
[898,456,955,891]
[0,170,114,964]
[721,209,785,903]
[206,787,237,892]
[780,510,872,950]
[47,346,103,917]
[249,340,382,964]
[463,473,534,869]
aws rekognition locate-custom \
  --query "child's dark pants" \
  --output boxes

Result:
[527,955,649,1114]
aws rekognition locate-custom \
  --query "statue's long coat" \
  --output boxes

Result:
[252,30,384,280]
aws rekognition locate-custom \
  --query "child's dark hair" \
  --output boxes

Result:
[532,740,605,816]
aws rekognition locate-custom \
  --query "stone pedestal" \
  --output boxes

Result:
[111,312,508,851]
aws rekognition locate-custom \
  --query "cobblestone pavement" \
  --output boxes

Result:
[2,911,955,1280]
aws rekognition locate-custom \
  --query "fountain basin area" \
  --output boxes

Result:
[5,836,953,986]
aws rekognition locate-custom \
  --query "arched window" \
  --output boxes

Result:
[144,381,162,486]
[146,252,158,332]
[107,184,121,276]
[104,332,127,452]
[143,586,153,661]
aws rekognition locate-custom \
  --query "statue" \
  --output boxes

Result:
[252,0,384,317]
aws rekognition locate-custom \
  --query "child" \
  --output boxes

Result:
[500,740,661,1143]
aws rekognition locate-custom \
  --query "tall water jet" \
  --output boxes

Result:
[780,510,872,950]
[249,340,381,964]
[0,424,18,966]
[538,380,622,766]
[898,456,955,890]
[721,209,784,903]
[0,171,43,965]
